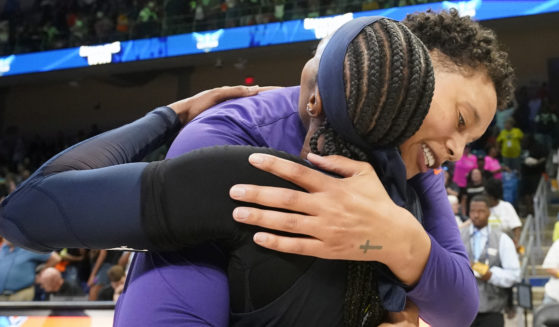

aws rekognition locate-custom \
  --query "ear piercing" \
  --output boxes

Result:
[306,105,313,115]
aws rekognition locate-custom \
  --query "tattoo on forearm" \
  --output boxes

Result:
[359,240,382,253]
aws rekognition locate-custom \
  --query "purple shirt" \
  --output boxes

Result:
[115,86,477,326]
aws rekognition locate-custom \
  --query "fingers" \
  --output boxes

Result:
[210,85,260,104]
[230,184,319,214]
[306,153,374,178]
[233,207,317,235]
[255,86,283,92]
[247,153,336,193]
[251,232,326,258]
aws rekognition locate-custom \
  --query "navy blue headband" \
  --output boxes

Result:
[317,16,391,150]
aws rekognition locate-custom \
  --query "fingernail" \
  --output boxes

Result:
[233,208,250,220]
[248,85,259,92]
[254,233,267,243]
[230,186,246,198]
[249,153,265,164]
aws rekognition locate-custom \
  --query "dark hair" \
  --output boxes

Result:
[310,18,435,326]
[470,194,491,208]
[403,9,515,109]
[484,178,503,200]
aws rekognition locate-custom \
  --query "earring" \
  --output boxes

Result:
[306,105,313,115]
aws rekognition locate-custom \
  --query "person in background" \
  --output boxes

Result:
[0,239,60,301]
[496,118,523,172]
[485,178,522,247]
[37,267,84,299]
[484,144,503,180]
[541,239,559,305]
[460,168,486,216]
[453,145,478,191]
[448,194,467,227]
[87,249,121,301]
[444,167,460,197]
[98,265,126,302]
[460,195,521,327]
[57,248,87,288]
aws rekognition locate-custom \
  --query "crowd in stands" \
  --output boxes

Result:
[442,82,559,324]
[0,0,441,56]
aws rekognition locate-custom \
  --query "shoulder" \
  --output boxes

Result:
[190,86,301,128]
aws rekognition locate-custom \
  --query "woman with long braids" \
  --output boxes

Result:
[0,10,514,326]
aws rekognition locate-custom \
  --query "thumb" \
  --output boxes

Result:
[307,153,374,178]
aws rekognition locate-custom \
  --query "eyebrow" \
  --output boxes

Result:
[461,102,481,124]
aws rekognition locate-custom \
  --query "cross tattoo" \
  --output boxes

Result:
[359,240,382,253]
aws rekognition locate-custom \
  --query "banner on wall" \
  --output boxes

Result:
[0,0,558,77]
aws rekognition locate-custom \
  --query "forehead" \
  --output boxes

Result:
[470,201,489,210]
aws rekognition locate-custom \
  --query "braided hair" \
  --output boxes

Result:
[310,18,435,326]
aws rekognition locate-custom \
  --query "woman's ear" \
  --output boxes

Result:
[306,86,324,118]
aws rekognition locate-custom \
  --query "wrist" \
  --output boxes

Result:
[383,206,431,286]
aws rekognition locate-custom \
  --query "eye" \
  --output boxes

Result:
[458,112,466,128]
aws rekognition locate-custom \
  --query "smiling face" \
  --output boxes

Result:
[399,56,497,179]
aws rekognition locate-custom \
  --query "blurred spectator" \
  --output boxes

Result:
[135,1,159,38]
[534,98,558,151]
[57,248,87,288]
[87,249,122,300]
[484,145,503,180]
[460,195,520,327]
[448,194,466,226]
[495,101,515,132]
[444,167,459,197]
[520,135,548,215]
[37,267,84,299]
[496,118,523,172]
[453,145,478,190]
[98,265,126,302]
[0,0,442,55]
[542,239,559,305]
[485,179,522,247]
[94,11,114,43]
[0,239,60,301]
[460,168,485,216]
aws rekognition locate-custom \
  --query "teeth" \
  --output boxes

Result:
[422,144,435,168]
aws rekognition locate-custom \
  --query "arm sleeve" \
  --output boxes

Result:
[142,145,310,250]
[407,171,479,327]
[488,234,520,288]
[0,107,181,252]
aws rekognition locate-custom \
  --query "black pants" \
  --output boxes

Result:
[471,312,504,327]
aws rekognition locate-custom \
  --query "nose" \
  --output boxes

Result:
[446,134,467,161]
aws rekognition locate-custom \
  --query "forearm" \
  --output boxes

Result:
[0,107,179,251]
[488,266,520,288]
[407,236,478,326]
[45,252,62,267]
